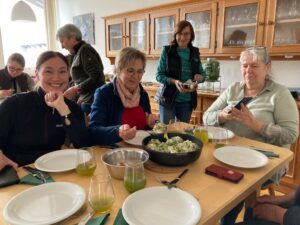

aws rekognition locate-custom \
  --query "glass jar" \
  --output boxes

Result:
[204,58,220,82]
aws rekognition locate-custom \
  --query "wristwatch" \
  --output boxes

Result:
[64,113,71,126]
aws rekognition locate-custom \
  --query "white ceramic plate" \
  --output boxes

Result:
[125,130,150,146]
[122,186,201,225]
[34,149,85,172]
[214,146,268,168]
[3,182,86,225]
[201,126,235,140]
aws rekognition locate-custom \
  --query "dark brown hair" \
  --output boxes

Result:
[7,53,25,68]
[36,51,69,70]
[171,20,195,45]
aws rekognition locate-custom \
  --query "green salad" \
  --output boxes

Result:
[147,136,198,153]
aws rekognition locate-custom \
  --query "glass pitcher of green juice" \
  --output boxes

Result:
[124,160,146,193]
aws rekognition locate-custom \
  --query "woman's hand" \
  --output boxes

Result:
[218,107,234,124]
[194,74,204,83]
[174,80,194,93]
[146,113,159,128]
[45,91,71,116]
[0,89,14,98]
[64,86,79,100]
[0,150,18,171]
[229,104,263,133]
[119,124,137,140]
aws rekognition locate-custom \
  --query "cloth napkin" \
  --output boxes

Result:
[113,209,129,225]
[86,213,110,225]
[19,173,55,185]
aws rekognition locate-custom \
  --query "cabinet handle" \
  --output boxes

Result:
[268,21,275,25]
[229,56,237,59]
[258,22,265,25]
[284,55,294,59]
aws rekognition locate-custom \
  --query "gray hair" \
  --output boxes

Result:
[7,53,25,68]
[56,24,82,41]
[240,46,271,65]
[114,47,146,75]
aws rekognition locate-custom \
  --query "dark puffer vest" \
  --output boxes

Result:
[155,44,201,109]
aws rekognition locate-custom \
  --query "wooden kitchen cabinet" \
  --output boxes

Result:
[104,0,300,59]
[180,2,217,55]
[264,0,300,55]
[150,8,179,56]
[105,14,149,57]
[217,0,266,55]
[217,0,300,57]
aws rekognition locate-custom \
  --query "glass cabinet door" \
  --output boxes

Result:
[217,0,265,55]
[223,3,257,47]
[105,18,125,57]
[150,8,179,55]
[181,2,217,55]
[186,11,211,49]
[274,0,300,45]
[126,14,149,54]
[265,0,300,54]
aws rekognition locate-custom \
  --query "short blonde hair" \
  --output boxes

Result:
[114,47,146,75]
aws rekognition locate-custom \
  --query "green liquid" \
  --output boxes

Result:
[76,163,96,176]
[194,129,209,144]
[89,197,115,213]
[124,178,146,193]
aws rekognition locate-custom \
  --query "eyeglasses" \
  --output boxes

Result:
[177,32,191,37]
[246,46,267,51]
[7,65,24,73]
[126,68,145,76]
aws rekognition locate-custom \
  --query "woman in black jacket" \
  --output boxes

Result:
[0,51,90,170]
[155,20,206,124]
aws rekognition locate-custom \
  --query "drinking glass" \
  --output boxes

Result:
[124,160,146,193]
[168,118,181,132]
[88,173,115,214]
[212,126,229,148]
[76,148,97,176]
[193,125,209,144]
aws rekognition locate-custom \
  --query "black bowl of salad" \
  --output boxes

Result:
[142,132,203,166]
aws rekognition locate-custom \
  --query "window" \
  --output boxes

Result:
[0,0,48,71]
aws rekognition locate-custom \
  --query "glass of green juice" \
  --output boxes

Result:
[88,173,115,214]
[124,160,146,193]
[194,125,209,144]
[76,148,97,176]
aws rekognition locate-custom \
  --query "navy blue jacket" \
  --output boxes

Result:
[89,79,151,145]
[0,88,91,166]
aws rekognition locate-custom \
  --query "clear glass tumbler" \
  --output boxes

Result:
[76,148,97,176]
[88,173,115,214]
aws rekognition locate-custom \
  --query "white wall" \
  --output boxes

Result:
[56,0,300,89]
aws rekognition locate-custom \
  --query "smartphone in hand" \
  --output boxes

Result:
[234,97,253,110]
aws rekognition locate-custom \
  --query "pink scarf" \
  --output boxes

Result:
[116,78,140,108]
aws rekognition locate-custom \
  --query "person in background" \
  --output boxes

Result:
[89,47,157,145]
[236,185,300,225]
[203,46,299,225]
[56,24,105,114]
[0,51,90,170]
[155,20,206,124]
[0,53,35,98]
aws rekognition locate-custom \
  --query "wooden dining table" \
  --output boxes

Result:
[0,134,293,225]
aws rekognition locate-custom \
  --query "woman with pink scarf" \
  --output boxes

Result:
[89,47,157,145]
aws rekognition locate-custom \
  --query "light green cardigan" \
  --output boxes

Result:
[203,79,299,183]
